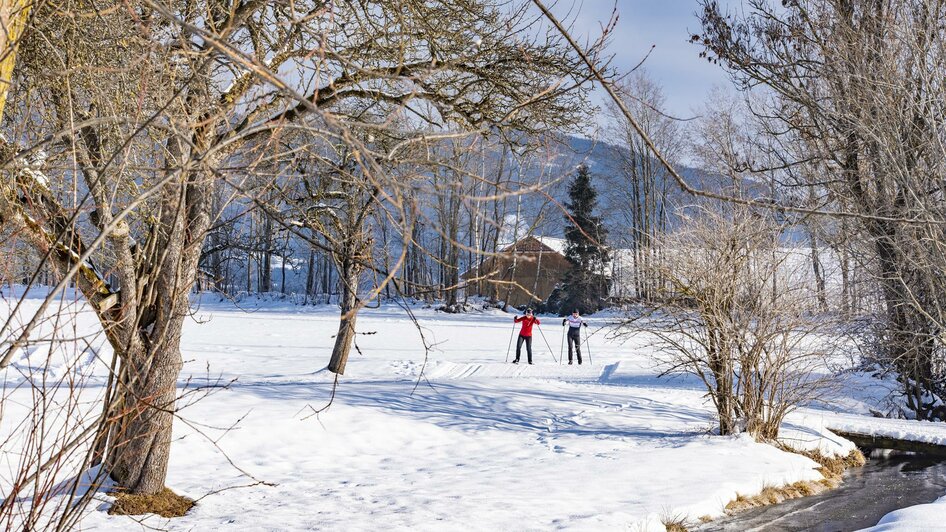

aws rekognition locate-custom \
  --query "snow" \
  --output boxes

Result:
[861,495,946,531]
[1,288,944,530]
[23,166,50,189]
[813,411,946,446]
[535,235,566,254]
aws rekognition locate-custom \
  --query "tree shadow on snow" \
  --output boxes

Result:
[231,376,716,445]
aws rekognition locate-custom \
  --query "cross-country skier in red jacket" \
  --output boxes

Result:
[513,308,540,364]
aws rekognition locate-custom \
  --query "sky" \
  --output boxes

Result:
[567,1,735,122]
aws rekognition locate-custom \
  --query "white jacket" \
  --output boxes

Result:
[565,315,584,328]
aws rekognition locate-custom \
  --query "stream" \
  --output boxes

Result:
[697,449,946,531]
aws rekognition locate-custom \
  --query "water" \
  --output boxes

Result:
[697,450,946,532]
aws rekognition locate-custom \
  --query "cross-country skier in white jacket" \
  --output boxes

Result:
[562,309,588,365]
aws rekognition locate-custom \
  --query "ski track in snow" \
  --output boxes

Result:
[1,291,945,530]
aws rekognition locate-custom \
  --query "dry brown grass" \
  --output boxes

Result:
[108,487,194,518]
[723,448,865,514]
[792,447,867,482]
[661,509,690,531]
[725,480,830,513]
[653,447,866,529]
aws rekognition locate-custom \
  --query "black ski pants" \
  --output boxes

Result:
[515,335,533,364]
[567,327,583,364]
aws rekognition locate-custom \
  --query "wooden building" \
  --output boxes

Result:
[462,236,572,307]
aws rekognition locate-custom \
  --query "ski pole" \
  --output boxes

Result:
[559,323,566,365]
[536,324,558,363]
[505,320,516,363]
[584,332,592,365]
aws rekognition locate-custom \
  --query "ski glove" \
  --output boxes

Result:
[562,319,567,326]
[583,322,588,327]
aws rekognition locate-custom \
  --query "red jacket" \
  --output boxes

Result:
[514,315,540,337]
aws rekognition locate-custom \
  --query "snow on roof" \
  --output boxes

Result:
[498,235,613,256]
[496,235,566,255]
[535,236,566,255]
[499,235,630,257]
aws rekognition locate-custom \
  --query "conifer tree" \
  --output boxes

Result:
[555,165,610,315]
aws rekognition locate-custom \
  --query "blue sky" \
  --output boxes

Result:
[569,1,734,119]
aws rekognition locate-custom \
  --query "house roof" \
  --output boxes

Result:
[500,235,565,255]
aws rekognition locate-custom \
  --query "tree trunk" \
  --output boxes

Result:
[280,253,287,294]
[328,260,360,374]
[0,1,31,121]
[707,330,737,436]
[809,230,828,312]
[306,248,315,301]
[103,131,216,492]
[261,215,272,292]
[323,254,332,304]
[840,245,851,317]
[446,231,460,307]
[106,336,182,494]
[246,253,253,293]
[874,229,940,420]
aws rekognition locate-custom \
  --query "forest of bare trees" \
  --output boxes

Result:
[0,0,593,520]
[696,0,946,421]
[5,0,946,526]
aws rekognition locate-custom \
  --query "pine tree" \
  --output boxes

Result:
[555,165,611,315]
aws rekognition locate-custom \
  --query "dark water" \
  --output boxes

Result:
[698,450,946,532]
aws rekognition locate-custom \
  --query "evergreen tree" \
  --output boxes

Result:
[555,165,611,315]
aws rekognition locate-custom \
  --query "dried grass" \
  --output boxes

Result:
[723,448,866,514]
[662,515,689,532]
[108,487,194,518]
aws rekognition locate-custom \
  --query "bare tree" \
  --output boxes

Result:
[254,1,592,372]
[605,71,682,302]
[0,0,591,514]
[621,206,837,439]
[698,0,946,419]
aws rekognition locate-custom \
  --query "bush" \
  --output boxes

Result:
[619,207,839,440]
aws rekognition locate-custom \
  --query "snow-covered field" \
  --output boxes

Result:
[3,289,946,530]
